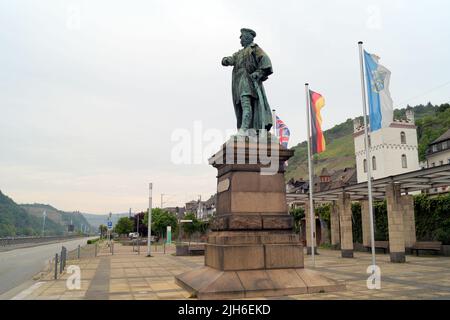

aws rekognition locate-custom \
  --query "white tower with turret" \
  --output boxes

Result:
[353,110,420,183]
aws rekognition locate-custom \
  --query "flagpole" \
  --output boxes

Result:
[272,109,277,137]
[305,83,315,267]
[358,41,376,269]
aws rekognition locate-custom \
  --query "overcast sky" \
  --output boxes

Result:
[1,0,449,214]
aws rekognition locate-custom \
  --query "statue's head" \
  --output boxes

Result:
[240,28,256,47]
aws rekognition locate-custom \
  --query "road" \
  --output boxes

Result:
[0,237,96,298]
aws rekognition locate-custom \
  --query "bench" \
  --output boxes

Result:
[365,241,389,254]
[188,244,205,256]
[411,241,442,256]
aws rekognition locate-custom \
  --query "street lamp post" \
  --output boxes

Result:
[42,211,47,237]
[147,183,153,257]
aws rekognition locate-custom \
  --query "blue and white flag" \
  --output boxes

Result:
[364,50,394,131]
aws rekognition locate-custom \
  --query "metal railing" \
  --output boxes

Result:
[0,235,87,247]
[52,246,67,280]
[50,243,100,279]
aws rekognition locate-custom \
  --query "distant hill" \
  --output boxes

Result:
[0,191,63,236]
[82,212,130,231]
[286,103,450,181]
[21,203,93,234]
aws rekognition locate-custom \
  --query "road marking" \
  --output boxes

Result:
[11,281,45,300]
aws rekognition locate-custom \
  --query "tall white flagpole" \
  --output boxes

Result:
[305,83,315,267]
[147,182,153,257]
[358,41,376,269]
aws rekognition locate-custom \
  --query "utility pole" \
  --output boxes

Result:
[42,211,47,237]
[108,212,112,245]
[137,212,140,236]
[148,183,153,257]
[197,195,202,220]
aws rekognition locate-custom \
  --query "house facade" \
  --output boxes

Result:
[425,129,450,194]
[353,110,420,183]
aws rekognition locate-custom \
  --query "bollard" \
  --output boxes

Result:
[77,245,80,259]
[62,247,65,270]
[60,248,64,274]
[54,253,58,279]
[63,247,67,269]
[95,243,97,257]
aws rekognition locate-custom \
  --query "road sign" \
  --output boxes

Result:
[107,221,113,230]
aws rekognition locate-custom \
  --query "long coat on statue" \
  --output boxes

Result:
[224,43,273,132]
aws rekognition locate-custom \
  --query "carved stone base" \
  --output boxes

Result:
[390,252,406,263]
[341,250,354,258]
[175,266,346,299]
[205,231,304,270]
[306,246,319,255]
[174,137,346,299]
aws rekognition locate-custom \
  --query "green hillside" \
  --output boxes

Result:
[286,103,450,181]
[21,203,93,234]
[0,191,63,237]
[83,212,129,230]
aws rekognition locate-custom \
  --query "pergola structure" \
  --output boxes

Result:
[286,164,450,262]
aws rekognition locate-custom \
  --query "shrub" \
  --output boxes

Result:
[87,238,100,244]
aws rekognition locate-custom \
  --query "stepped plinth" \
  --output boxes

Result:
[175,135,345,299]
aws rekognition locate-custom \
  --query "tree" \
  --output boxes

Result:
[144,208,178,238]
[289,207,304,234]
[99,224,107,238]
[114,217,134,235]
[181,212,201,237]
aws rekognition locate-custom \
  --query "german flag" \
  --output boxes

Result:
[309,90,326,154]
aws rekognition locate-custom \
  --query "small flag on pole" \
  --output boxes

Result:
[364,51,394,131]
[309,90,326,154]
[275,115,290,148]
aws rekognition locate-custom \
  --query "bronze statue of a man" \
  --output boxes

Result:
[222,28,273,135]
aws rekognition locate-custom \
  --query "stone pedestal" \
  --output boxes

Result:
[330,201,341,249]
[175,136,345,299]
[402,195,416,254]
[338,193,353,258]
[386,183,416,262]
[361,200,372,249]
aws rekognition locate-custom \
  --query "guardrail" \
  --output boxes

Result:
[51,243,100,279]
[0,235,88,247]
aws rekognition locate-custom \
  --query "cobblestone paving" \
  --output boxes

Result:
[23,243,450,300]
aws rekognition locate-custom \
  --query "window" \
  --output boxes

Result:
[400,131,406,144]
[401,154,408,168]
[443,141,448,150]
[363,159,367,173]
[432,144,438,152]
[372,156,377,170]
[368,135,371,148]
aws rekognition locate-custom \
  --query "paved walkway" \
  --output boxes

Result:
[18,242,450,300]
